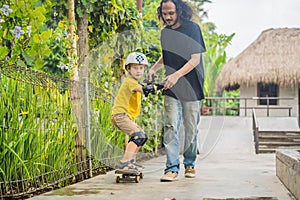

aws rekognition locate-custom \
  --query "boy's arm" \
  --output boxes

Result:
[133,84,161,97]
[133,85,143,93]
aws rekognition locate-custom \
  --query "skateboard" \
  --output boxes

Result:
[115,169,144,183]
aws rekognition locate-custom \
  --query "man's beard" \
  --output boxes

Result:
[165,16,180,28]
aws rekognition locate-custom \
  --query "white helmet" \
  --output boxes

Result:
[125,52,149,68]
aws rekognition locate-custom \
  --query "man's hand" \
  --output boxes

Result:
[163,71,182,90]
[146,69,157,83]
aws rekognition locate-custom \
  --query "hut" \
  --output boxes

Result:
[216,28,300,117]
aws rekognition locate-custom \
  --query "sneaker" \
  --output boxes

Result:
[117,160,140,172]
[160,171,178,182]
[185,166,196,178]
[130,159,144,171]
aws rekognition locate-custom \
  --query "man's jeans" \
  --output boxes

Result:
[163,96,201,173]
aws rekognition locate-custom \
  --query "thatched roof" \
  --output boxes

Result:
[216,28,300,91]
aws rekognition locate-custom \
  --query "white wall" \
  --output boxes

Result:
[239,84,298,117]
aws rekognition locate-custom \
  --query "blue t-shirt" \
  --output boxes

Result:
[161,21,206,101]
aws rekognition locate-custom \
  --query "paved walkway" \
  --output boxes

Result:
[30,116,294,200]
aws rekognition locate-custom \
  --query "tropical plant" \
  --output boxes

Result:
[224,90,240,116]
[202,30,235,97]
[0,74,78,190]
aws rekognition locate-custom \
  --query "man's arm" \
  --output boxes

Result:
[177,53,201,76]
[147,56,164,81]
[163,53,201,89]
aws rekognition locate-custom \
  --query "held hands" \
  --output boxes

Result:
[144,70,182,96]
[142,71,165,97]
[142,82,164,97]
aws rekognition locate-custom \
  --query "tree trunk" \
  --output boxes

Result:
[67,0,78,81]
[136,0,143,21]
[77,2,91,178]
[67,0,86,181]
[77,8,89,79]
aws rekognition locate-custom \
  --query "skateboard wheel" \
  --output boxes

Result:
[116,176,120,183]
[140,173,144,179]
[135,176,140,183]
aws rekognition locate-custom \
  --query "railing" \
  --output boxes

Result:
[202,97,294,116]
[252,109,259,154]
[251,108,300,154]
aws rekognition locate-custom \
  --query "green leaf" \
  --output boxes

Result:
[82,0,88,6]
[0,46,9,60]
[3,142,31,178]
[100,15,104,23]
[41,30,52,41]
[35,58,45,69]
[22,51,34,65]
[76,7,84,18]
[16,59,27,68]
[33,35,41,43]
[42,47,51,57]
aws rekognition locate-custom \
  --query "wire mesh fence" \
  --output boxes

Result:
[0,64,121,199]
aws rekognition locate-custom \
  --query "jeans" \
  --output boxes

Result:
[163,96,201,173]
[163,96,200,173]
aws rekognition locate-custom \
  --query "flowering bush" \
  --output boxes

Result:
[0,2,71,77]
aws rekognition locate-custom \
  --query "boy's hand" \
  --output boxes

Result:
[142,82,165,97]
[142,84,156,97]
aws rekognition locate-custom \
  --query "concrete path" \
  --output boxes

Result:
[29,116,294,200]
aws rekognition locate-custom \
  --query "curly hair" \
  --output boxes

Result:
[157,0,194,24]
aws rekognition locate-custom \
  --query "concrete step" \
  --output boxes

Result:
[257,130,300,154]
[259,141,300,146]
[259,135,300,143]
[259,131,300,136]
[259,148,300,154]
[259,135,300,139]
[258,146,300,153]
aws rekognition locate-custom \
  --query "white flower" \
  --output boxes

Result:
[144,106,149,112]
[26,26,32,37]
[13,26,24,38]
[64,31,70,37]
[1,5,12,16]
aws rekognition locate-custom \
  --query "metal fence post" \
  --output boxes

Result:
[83,78,92,178]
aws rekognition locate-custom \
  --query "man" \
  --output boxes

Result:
[147,0,206,181]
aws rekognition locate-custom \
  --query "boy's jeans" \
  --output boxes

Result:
[163,96,201,173]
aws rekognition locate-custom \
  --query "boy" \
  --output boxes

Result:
[111,52,149,171]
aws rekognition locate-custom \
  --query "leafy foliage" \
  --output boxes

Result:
[0,75,77,187]
[202,30,235,97]
[87,0,141,48]
[0,1,73,79]
[0,1,51,67]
